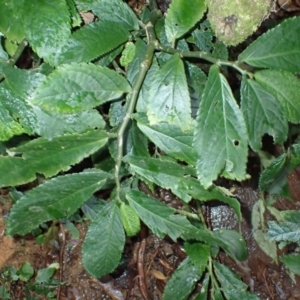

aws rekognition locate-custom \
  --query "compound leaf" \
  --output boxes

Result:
[54,20,129,65]
[165,0,207,43]
[163,257,202,300]
[82,201,125,278]
[90,0,139,31]
[241,77,288,151]
[0,130,110,187]
[193,65,248,188]
[134,113,197,165]
[254,70,300,123]
[147,54,192,131]
[6,169,111,235]
[124,155,191,202]
[30,63,131,113]
[238,17,300,72]
[126,190,194,241]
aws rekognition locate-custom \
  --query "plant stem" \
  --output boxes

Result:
[114,15,159,202]
[155,42,253,77]
[0,39,28,83]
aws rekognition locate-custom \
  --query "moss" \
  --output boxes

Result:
[207,0,272,46]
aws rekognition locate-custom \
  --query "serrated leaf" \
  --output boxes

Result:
[6,170,111,235]
[193,65,248,188]
[126,190,194,241]
[120,202,140,236]
[54,20,129,65]
[90,0,139,31]
[184,242,210,271]
[163,257,202,300]
[241,77,288,151]
[25,0,71,66]
[82,201,125,278]
[134,113,197,165]
[0,130,110,188]
[267,221,300,243]
[259,154,287,191]
[147,54,192,131]
[81,197,107,221]
[66,0,82,27]
[0,0,27,42]
[34,107,106,139]
[255,70,300,123]
[124,155,191,202]
[165,0,207,43]
[238,17,300,72]
[30,63,131,113]
[193,273,209,300]
[180,177,241,221]
[281,254,300,276]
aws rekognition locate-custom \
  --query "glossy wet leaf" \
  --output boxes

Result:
[238,17,300,72]
[6,170,111,235]
[0,130,110,188]
[134,113,197,165]
[254,70,300,123]
[54,20,130,65]
[163,257,202,300]
[147,54,192,131]
[120,202,141,237]
[90,0,139,31]
[193,65,248,188]
[165,0,207,43]
[124,155,191,202]
[31,63,131,113]
[241,77,288,151]
[126,190,194,241]
[82,202,125,278]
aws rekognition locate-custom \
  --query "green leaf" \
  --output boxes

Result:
[124,155,191,202]
[193,65,248,188]
[180,177,241,221]
[54,20,130,65]
[126,190,194,241]
[25,0,71,66]
[81,197,107,221]
[241,78,288,151]
[82,201,125,278]
[193,273,209,300]
[0,0,27,42]
[184,242,210,271]
[34,107,106,139]
[147,54,192,131]
[214,229,247,261]
[281,254,300,276]
[31,63,131,113]
[6,169,111,235]
[214,262,261,299]
[17,262,34,282]
[66,0,82,27]
[120,202,140,237]
[35,265,58,284]
[267,221,300,243]
[254,70,300,123]
[134,113,197,165]
[120,42,136,67]
[90,0,139,31]
[238,17,300,72]
[165,0,207,43]
[0,130,110,188]
[259,154,287,192]
[163,257,202,300]
[127,122,150,158]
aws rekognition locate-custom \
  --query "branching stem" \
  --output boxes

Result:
[114,15,159,201]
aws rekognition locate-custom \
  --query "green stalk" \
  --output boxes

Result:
[156,42,253,77]
[114,15,159,202]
